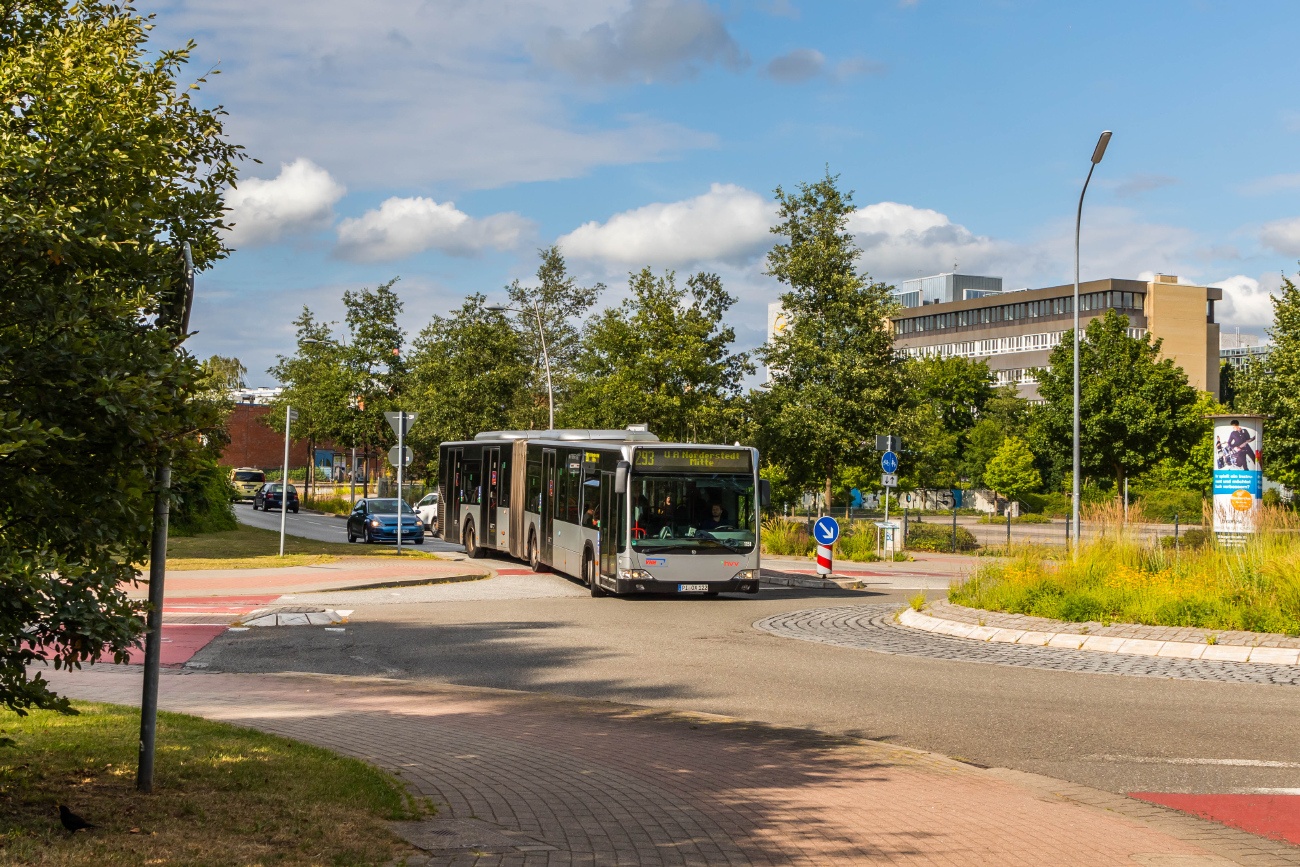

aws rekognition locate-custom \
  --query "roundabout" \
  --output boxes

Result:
[755,604,1300,686]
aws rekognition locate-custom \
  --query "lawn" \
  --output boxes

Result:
[0,701,427,866]
[162,525,443,571]
[949,503,1300,635]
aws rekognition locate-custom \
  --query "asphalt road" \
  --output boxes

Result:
[236,501,462,553]
[195,541,1300,799]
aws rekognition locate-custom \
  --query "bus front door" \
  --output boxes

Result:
[541,449,556,564]
[485,447,500,548]
[599,470,615,578]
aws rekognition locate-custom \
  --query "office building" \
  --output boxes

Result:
[889,274,1222,401]
[1220,330,1272,370]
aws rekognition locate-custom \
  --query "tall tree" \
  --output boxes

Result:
[566,268,752,441]
[1032,309,1202,492]
[1236,272,1300,489]
[507,246,603,428]
[983,436,1042,507]
[904,355,996,489]
[406,294,532,470]
[0,1,242,712]
[757,169,905,510]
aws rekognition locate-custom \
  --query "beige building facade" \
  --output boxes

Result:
[889,274,1222,400]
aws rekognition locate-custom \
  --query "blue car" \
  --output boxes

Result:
[347,498,424,545]
[253,482,299,513]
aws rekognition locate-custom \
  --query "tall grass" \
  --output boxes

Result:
[760,518,883,561]
[949,500,1300,634]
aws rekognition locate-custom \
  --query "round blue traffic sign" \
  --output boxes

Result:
[813,516,840,545]
[881,450,899,474]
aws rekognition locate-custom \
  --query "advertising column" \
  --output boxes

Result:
[1208,414,1266,537]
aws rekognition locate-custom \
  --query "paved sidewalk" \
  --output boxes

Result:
[42,666,1292,865]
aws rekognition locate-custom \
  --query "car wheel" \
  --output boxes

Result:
[347,527,356,543]
[291,505,299,514]
[364,527,374,544]
[414,536,424,546]
[463,523,481,559]
[528,532,548,573]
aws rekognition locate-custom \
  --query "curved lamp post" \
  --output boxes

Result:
[1073,130,1112,556]
[485,300,553,431]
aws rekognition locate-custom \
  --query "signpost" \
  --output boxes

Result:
[875,435,901,555]
[384,412,417,553]
[388,446,414,468]
[279,406,298,557]
[813,516,840,576]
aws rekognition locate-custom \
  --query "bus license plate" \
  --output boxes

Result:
[679,584,708,593]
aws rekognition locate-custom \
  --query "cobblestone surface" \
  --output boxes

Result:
[45,666,1291,866]
[931,599,1300,649]
[755,604,1300,685]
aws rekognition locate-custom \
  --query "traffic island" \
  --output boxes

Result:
[900,600,1300,664]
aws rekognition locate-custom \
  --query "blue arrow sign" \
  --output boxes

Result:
[813,516,840,545]
[881,450,898,474]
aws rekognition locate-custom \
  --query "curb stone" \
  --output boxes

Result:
[900,606,1299,665]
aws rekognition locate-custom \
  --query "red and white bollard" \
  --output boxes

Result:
[816,543,832,576]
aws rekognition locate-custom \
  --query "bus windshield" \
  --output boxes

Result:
[630,473,756,553]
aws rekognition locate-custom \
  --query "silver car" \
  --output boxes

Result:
[414,491,439,530]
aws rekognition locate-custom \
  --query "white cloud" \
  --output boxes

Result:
[848,202,1008,281]
[763,48,824,83]
[334,198,534,263]
[1112,173,1180,199]
[1236,173,1300,195]
[535,0,748,84]
[1259,216,1300,256]
[151,2,719,190]
[559,183,775,267]
[1211,274,1283,328]
[224,158,345,246]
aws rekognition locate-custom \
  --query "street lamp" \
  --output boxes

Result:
[485,300,554,430]
[1072,130,1112,556]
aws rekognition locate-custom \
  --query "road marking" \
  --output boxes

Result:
[1094,755,1300,768]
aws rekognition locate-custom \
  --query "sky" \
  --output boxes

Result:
[148,0,1300,385]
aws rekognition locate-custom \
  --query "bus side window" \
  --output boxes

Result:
[581,472,600,528]
[463,460,481,505]
[557,460,570,523]
[499,459,510,502]
[566,454,582,524]
[616,492,626,552]
[527,461,541,512]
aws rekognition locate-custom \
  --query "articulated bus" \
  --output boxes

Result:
[436,427,771,597]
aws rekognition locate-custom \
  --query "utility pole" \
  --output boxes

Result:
[137,243,194,794]
[279,405,294,556]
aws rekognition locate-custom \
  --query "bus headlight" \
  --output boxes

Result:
[619,569,652,581]
[733,569,758,581]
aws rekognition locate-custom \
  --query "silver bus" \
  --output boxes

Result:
[436,426,770,597]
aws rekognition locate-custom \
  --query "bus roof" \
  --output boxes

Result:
[472,426,660,444]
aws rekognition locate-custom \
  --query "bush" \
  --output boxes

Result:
[978,513,1050,524]
[837,521,880,561]
[170,455,238,536]
[905,521,978,552]
[304,495,352,515]
[1160,527,1211,550]
[761,518,814,557]
[1138,489,1204,523]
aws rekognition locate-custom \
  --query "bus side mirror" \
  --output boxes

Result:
[614,461,630,494]
[759,478,771,508]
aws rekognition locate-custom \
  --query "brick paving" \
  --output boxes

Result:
[756,604,1300,685]
[930,599,1300,649]
[41,665,1297,866]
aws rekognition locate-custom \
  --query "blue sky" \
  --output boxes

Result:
[149,0,1300,384]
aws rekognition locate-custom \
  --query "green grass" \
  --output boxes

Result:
[977,513,1051,524]
[950,503,1300,635]
[0,701,427,866]
[160,525,443,570]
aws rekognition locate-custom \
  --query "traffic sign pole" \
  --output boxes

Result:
[812,517,840,577]
[279,405,294,557]
[397,410,404,555]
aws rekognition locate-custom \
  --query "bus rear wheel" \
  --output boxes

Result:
[528,532,548,573]
[463,523,482,559]
[585,552,605,598]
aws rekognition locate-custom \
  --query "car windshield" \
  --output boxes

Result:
[630,473,756,553]
[369,499,415,515]
[234,471,264,482]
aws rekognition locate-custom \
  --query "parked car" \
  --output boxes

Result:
[347,498,424,545]
[254,482,299,513]
[414,491,439,530]
[230,467,266,501]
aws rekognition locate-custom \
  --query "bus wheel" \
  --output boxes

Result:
[463,523,482,559]
[586,552,606,598]
[528,532,548,573]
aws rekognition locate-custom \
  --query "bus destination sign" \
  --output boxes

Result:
[634,448,752,472]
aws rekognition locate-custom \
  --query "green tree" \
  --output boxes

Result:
[566,268,752,442]
[1236,272,1300,489]
[1031,309,1202,492]
[961,385,1031,489]
[0,2,242,712]
[905,355,996,489]
[507,246,603,428]
[983,436,1042,505]
[757,170,905,510]
[406,295,532,470]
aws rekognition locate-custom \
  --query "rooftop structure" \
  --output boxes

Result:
[891,273,1003,309]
